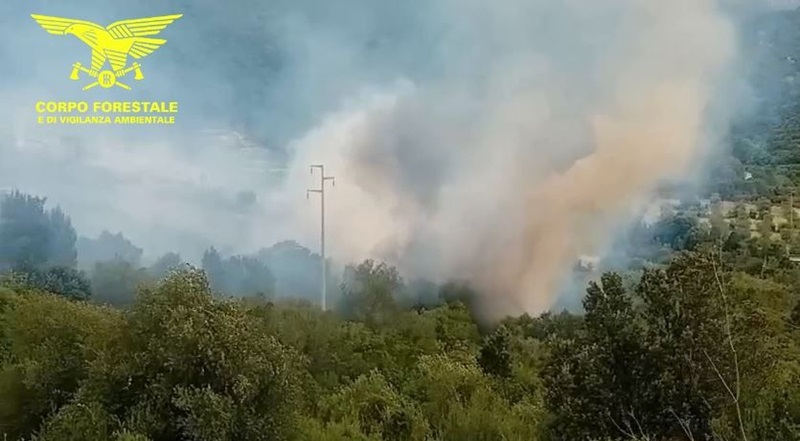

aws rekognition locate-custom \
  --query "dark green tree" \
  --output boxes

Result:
[91,258,150,306]
[0,191,51,271]
[258,241,321,301]
[22,266,92,300]
[77,231,143,270]
[147,252,184,280]
[478,325,512,379]
[544,272,649,440]
[202,248,275,299]
[339,260,402,326]
[45,207,78,268]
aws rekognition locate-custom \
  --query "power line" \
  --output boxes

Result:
[307,164,335,311]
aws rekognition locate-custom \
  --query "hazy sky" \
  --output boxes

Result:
[0,0,794,315]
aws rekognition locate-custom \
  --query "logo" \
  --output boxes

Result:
[31,14,182,91]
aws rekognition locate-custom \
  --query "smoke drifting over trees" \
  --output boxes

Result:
[282,0,740,318]
[3,1,800,440]
[0,0,797,316]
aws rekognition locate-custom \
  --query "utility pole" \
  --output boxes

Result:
[307,165,335,311]
[783,189,796,258]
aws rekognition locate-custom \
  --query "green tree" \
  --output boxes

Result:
[652,213,702,251]
[409,354,541,440]
[339,260,402,326]
[0,191,51,271]
[26,266,92,300]
[77,231,143,270]
[0,289,122,439]
[45,207,78,268]
[544,273,648,440]
[202,248,275,299]
[91,259,150,306]
[478,325,512,378]
[315,371,429,441]
[113,269,304,440]
[147,252,184,280]
[258,241,321,301]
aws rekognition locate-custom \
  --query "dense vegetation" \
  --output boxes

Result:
[1,182,799,440]
[3,130,800,441]
[3,6,800,441]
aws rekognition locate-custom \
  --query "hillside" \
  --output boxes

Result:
[1,4,800,441]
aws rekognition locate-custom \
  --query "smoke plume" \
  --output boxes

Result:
[0,0,776,317]
[285,0,737,318]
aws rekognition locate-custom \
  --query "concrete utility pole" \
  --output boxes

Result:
[307,165,335,311]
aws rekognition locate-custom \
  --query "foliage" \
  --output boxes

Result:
[202,247,276,300]
[0,191,78,272]
[339,260,402,326]
[543,252,800,441]
[0,269,307,441]
[258,241,321,301]
[77,231,144,270]
[5,6,800,441]
[147,252,184,281]
[91,259,151,306]
[0,245,797,441]
[25,266,92,300]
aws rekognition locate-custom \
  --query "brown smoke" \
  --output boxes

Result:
[287,0,737,319]
[473,1,735,318]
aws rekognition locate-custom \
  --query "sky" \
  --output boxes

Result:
[0,0,795,316]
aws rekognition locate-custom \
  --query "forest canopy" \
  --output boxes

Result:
[3,4,800,441]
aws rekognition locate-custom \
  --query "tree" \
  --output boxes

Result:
[201,247,225,291]
[118,269,305,440]
[0,191,52,271]
[544,273,649,440]
[409,354,541,440]
[339,260,402,326]
[758,211,776,240]
[202,248,275,299]
[0,191,78,275]
[312,371,428,441]
[46,207,78,268]
[91,259,150,306]
[651,213,701,251]
[478,326,512,378]
[0,288,122,439]
[0,269,308,441]
[25,266,92,300]
[77,231,143,270]
[502,311,583,341]
[227,255,276,299]
[635,254,727,438]
[258,241,321,301]
[147,252,184,280]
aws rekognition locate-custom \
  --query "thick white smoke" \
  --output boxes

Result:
[284,0,737,318]
[0,0,754,318]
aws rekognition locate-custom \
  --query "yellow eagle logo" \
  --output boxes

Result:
[31,14,182,91]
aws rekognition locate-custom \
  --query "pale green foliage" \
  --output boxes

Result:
[297,417,383,441]
[340,260,403,325]
[0,269,306,441]
[32,401,116,441]
[113,430,152,441]
[91,258,151,306]
[410,354,542,441]
[0,290,122,439]
[173,386,236,441]
[0,252,796,441]
[544,253,800,441]
[319,371,429,441]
